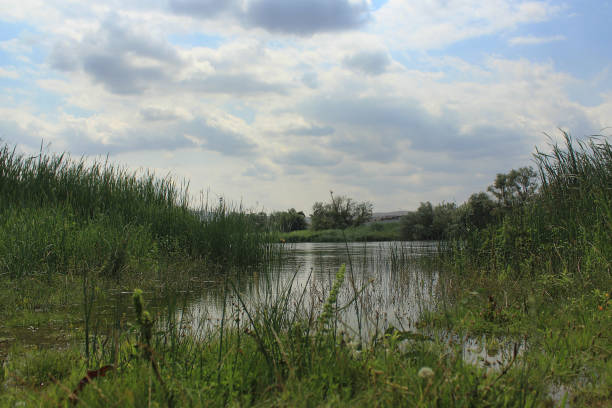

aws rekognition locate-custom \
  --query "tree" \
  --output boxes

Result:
[400,201,459,240]
[270,208,307,232]
[432,202,459,238]
[310,193,373,230]
[462,192,497,230]
[488,166,538,208]
[248,211,268,230]
[401,202,433,240]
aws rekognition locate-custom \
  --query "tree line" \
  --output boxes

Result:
[400,167,538,240]
[249,192,373,232]
[253,166,538,239]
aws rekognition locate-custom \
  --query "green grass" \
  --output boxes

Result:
[279,221,402,243]
[453,133,611,285]
[0,141,273,275]
[1,134,611,406]
[2,260,609,407]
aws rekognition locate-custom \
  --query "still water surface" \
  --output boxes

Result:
[187,241,441,338]
[187,242,524,378]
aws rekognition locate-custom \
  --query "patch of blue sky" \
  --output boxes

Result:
[168,32,223,49]
[500,5,612,81]
[0,51,15,66]
[62,105,94,118]
[421,21,608,87]
[0,20,30,41]
[389,49,409,65]
[0,77,21,88]
[30,92,62,116]
[390,47,495,84]
[223,102,255,124]
[370,0,388,11]
[427,35,503,67]
[0,48,42,67]
[27,45,47,65]
[0,35,46,68]
[408,1,608,81]
[267,39,294,50]
[5,81,67,117]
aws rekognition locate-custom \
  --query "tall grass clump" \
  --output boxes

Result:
[0,141,271,277]
[534,133,612,276]
[455,132,611,285]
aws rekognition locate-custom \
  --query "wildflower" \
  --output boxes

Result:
[418,366,434,379]
[598,305,604,311]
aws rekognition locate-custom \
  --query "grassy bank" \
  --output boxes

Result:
[279,221,402,242]
[0,263,588,407]
[0,140,273,376]
[424,134,612,405]
[2,258,609,407]
[453,134,611,283]
[1,135,611,406]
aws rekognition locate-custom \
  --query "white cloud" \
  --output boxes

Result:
[0,67,20,79]
[374,0,562,50]
[0,0,609,212]
[508,34,565,45]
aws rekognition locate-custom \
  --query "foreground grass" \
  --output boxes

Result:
[423,268,611,407]
[280,222,402,243]
[2,263,609,407]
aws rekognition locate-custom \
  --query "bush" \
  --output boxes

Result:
[310,193,373,230]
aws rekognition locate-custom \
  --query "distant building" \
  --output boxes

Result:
[367,211,409,224]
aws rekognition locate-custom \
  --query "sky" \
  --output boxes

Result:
[0,0,611,213]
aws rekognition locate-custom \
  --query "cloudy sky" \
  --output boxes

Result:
[1,0,611,212]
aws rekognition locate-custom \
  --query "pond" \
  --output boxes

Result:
[2,240,526,388]
[185,241,441,340]
[183,241,524,378]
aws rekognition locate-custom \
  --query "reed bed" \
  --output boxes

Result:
[454,132,612,286]
[0,141,272,277]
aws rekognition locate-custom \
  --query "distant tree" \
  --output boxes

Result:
[311,201,336,230]
[271,208,307,232]
[352,201,374,227]
[432,202,459,238]
[310,192,373,230]
[400,201,459,240]
[401,202,433,240]
[462,192,497,230]
[247,211,268,230]
[488,166,538,209]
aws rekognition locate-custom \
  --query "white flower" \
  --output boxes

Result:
[418,366,434,379]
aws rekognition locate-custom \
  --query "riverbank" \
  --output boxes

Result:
[2,260,609,407]
[279,221,402,242]
[1,137,611,407]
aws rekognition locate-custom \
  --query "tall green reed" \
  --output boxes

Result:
[0,141,273,276]
[453,131,611,284]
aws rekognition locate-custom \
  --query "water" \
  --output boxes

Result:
[185,241,441,339]
[2,240,537,392]
[183,241,526,378]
